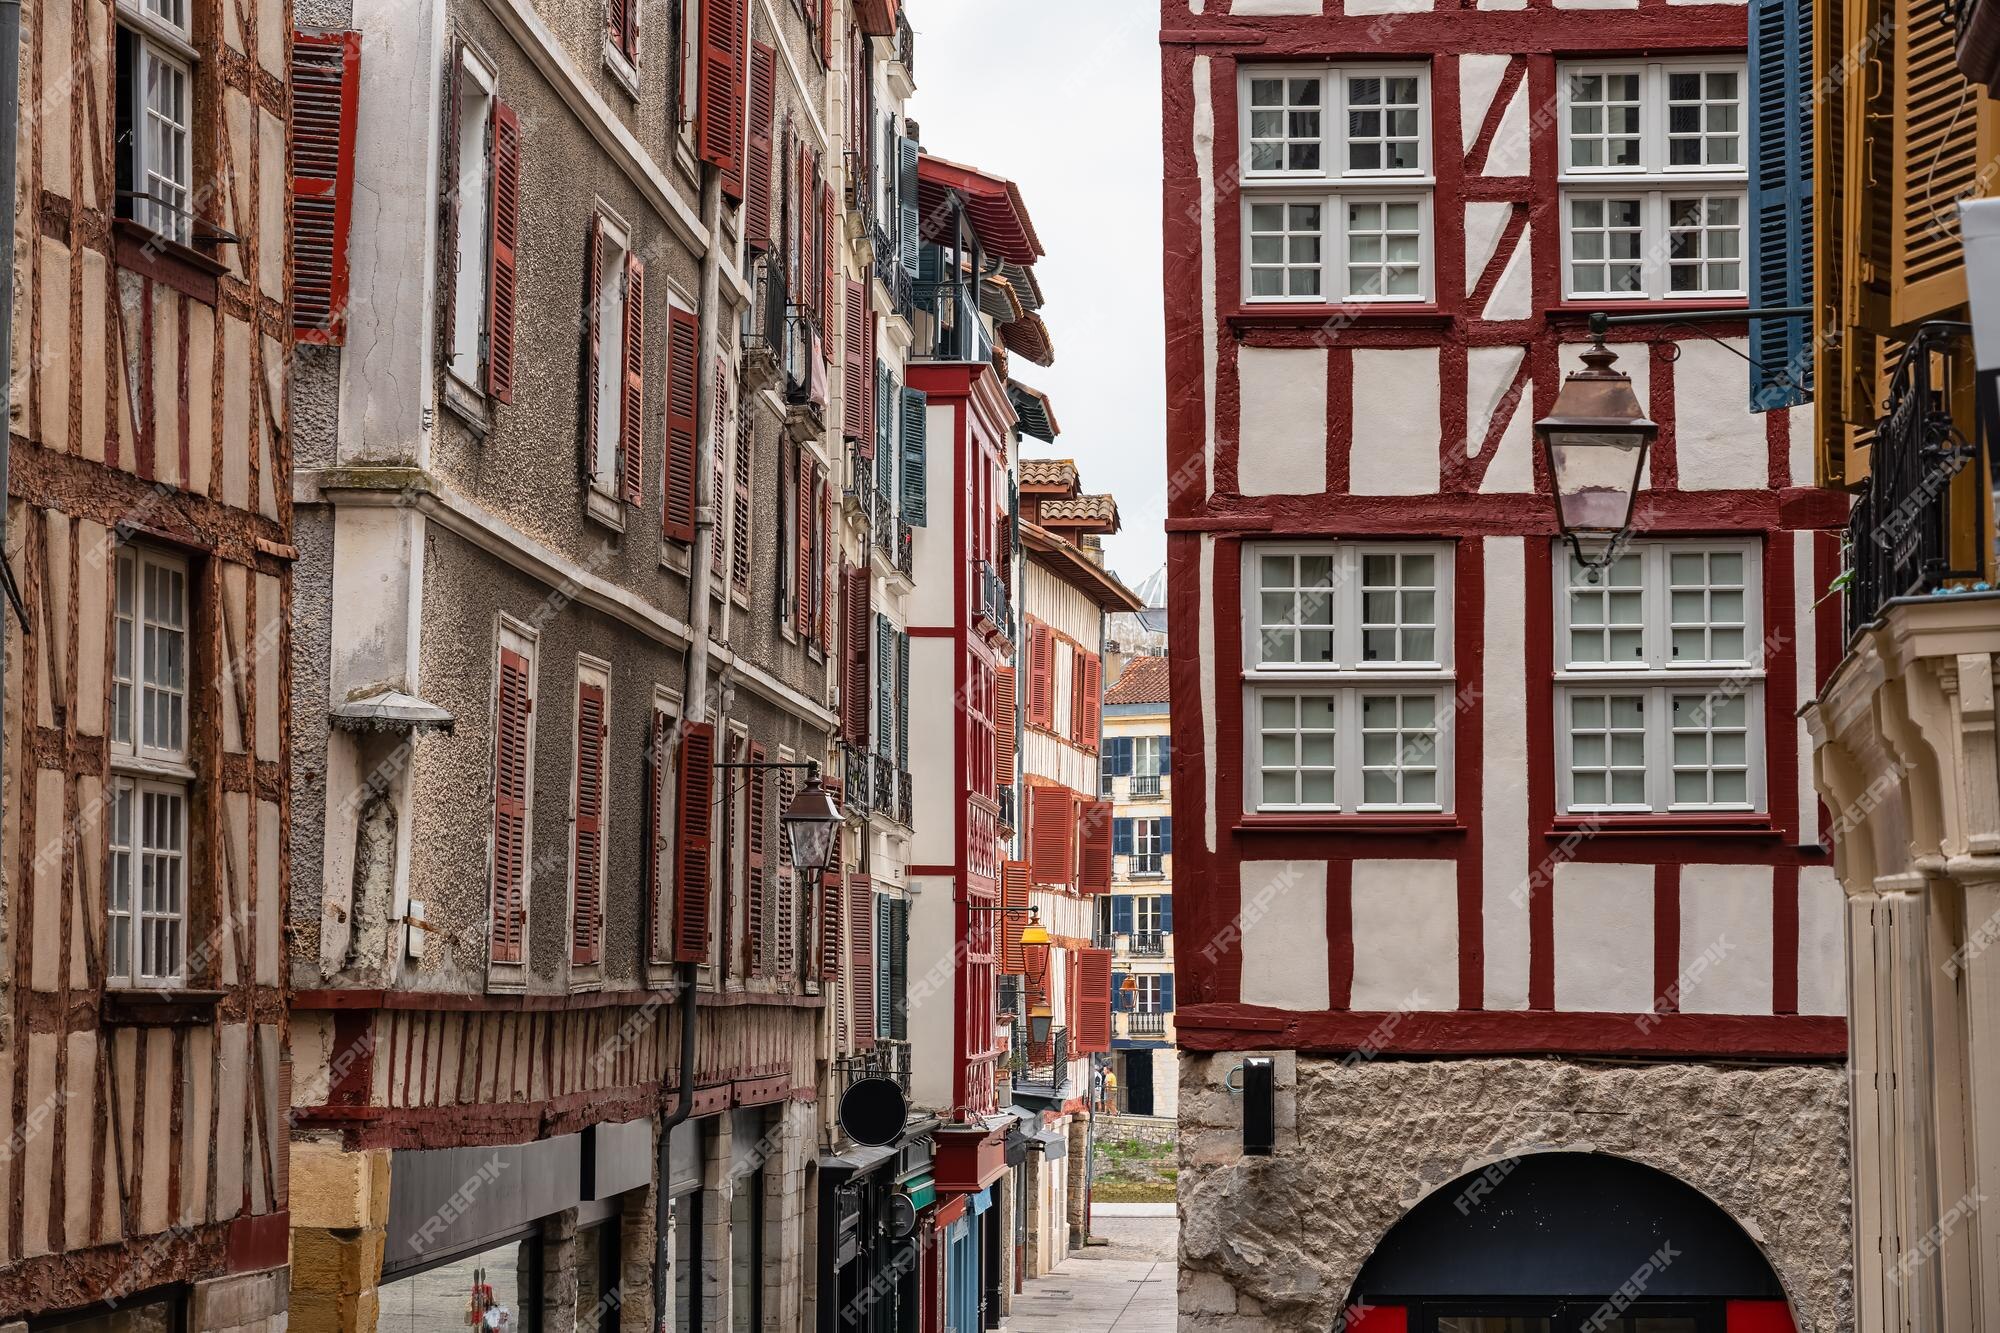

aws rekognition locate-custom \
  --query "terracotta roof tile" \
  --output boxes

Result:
[1105,656,1171,706]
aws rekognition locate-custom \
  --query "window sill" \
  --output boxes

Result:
[584,486,626,533]
[1229,306,1451,331]
[441,373,493,438]
[1545,299,1749,325]
[1546,813,1778,838]
[102,987,224,1026]
[112,217,226,305]
[602,42,641,99]
[1236,813,1464,834]
[660,540,691,574]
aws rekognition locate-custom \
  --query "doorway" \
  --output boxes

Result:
[1124,1050,1155,1116]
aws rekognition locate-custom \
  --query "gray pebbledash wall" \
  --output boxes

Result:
[1177,1053,1851,1333]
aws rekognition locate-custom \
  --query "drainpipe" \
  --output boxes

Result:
[654,162,726,1333]
[0,0,22,819]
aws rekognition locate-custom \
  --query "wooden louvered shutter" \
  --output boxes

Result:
[844,279,869,441]
[572,681,607,965]
[1075,947,1113,1054]
[697,0,744,179]
[1748,0,1812,412]
[608,0,636,62]
[994,666,1017,780]
[487,99,522,402]
[821,861,843,982]
[747,43,777,251]
[775,764,798,979]
[1892,0,1984,324]
[1028,786,1074,888]
[850,876,876,1048]
[673,722,717,962]
[1078,798,1114,895]
[1000,860,1030,975]
[876,614,895,757]
[663,307,700,542]
[620,255,646,504]
[842,563,872,746]
[646,709,671,964]
[898,137,921,276]
[796,452,817,629]
[1081,653,1102,749]
[896,631,910,772]
[822,183,838,333]
[900,387,928,525]
[746,742,768,974]
[582,219,605,476]
[821,475,837,649]
[290,30,361,345]
[711,361,730,579]
[1027,624,1054,730]
[731,410,753,596]
[492,648,532,964]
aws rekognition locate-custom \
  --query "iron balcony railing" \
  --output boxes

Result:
[897,768,913,827]
[913,277,992,364]
[997,784,1017,832]
[1131,775,1163,799]
[844,149,877,235]
[1010,1027,1069,1096]
[895,520,914,579]
[846,449,874,522]
[975,560,1011,638]
[741,252,788,363]
[1127,932,1166,958]
[843,745,876,815]
[1844,322,1990,638]
[997,974,1020,1018]
[836,1039,912,1096]
[1129,855,1165,879]
[895,7,915,77]
[1127,1012,1167,1037]
[871,753,896,821]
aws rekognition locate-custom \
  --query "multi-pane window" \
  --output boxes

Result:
[116,0,197,245]
[109,546,192,988]
[1239,66,1433,303]
[1132,974,1163,1014]
[1243,543,1454,813]
[1555,541,1763,814]
[1559,60,1748,300]
[1131,819,1167,877]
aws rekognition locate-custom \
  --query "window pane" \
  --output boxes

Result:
[1345,196,1425,301]
[1672,689,1753,807]
[1257,691,1338,809]
[380,1237,537,1333]
[1567,691,1648,809]
[1248,201,1323,301]
[1359,692,1441,808]
[1249,75,1322,174]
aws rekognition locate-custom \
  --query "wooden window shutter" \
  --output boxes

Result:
[1027,785,1074,888]
[1081,653,1103,749]
[290,31,361,345]
[1748,0,1813,412]
[491,648,533,964]
[1075,947,1113,1054]
[842,563,872,746]
[608,0,637,62]
[1069,645,1087,741]
[711,361,729,579]
[898,137,921,277]
[487,100,522,402]
[572,681,607,965]
[1027,624,1054,730]
[731,410,753,596]
[820,851,844,981]
[1891,0,1982,324]
[999,860,1031,975]
[821,475,836,648]
[843,278,869,441]
[994,666,1018,780]
[900,386,928,526]
[1078,799,1114,895]
[822,182,837,333]
[672,721,718,962]
[796,449,817,630]
[746,742,768,974]
[876,613,895,757]
[775,765,798,978]
[896,631,910,772]
[582,219,605,477]
[747,42,778,251]
[863,308,878,444]
[646,710,671,964]
[850,877,876,1047]
[663,307,700,542]
[817,0,832,67]
[696,0,744,179]
[620,255,646,504]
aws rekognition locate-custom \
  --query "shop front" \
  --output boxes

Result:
[818,1131,937,1332]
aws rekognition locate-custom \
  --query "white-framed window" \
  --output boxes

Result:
[1558,60,1748,300]
[449,46,498,392]
[1242,543,1454,813]
[1130,819,1166,877]
[116,0,198,245]
[1238,65,1433,304]
[1132,974,1163,1014]
[109,545,193,988]
[590,212,634,497]
[1134,895,1164,938]
[1554,540,1765,814]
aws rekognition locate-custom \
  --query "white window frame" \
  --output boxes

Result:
[650,687,683,970]
[117,0,198,246]
[1241,542,1455,814]
[1557,59,1749,302]
[1130,819,1166,878]
[108,544,194,989]
[1133,895,1164,938]
[590,210,634,504]
[1133,974,1163,1014]
[1552,539,1767,815]
[448,46,498,395]
[1238,64,1435,306]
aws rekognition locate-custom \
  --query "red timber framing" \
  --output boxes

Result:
[1159,0,1847,1062]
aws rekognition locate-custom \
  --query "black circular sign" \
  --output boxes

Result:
[839,1076,909,1147]
[884,1193,918,1240]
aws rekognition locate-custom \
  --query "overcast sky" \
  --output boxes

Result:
[910,2,1168,594]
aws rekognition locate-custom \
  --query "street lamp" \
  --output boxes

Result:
[1536,323,1657,575]
[779,765,843,872]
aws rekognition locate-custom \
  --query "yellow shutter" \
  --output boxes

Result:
[1890,0,1982,324]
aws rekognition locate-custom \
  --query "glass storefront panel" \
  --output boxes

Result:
[380,1236,538,1332]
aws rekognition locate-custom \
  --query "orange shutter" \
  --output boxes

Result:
[1000,860,1031,975]
[1078,799,1113,895]
[1081,653,1103,749]
[1075,948,1113,1053]
[662,308,700,543]
[620,255,646,505]
[673,722,718,962]
[290,30,361,345]
[1027,624,1056,730]
[572,681,607,965]
[746,742,767,974]
[1027,786,1075,888]
[994,665,1018,780]
[491,649,532,964]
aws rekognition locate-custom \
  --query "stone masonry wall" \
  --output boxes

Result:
[1178,1053,1851,1333]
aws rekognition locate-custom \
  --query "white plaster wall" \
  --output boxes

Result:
[1479,394,1535,493]
[1241,861,1329,1010]
[909,636,959,868]
[1345,0,1431,13]
[1484,83,1532,177]
[1789,401,1817,486]
[1464,201,1512,295]
[1674,340,1768,491]
[1195,58,1220,500]
[1350,859,1457,1010]
[1552,862,1655,1012]
[1483,225,1533,319]
[1350,348,1441,495]
[1482,537,1533,1009]
[1677,865,1774,1014]
[1459,58,1511,157]
[1200,536,1218,854]
[1797,866,1846,1016]
[1231,0,1323,10]
[1237,347,1328,497]
[1794,530,1821,848]
[907,873,957,1112]
[907,401,961,629]
[330,505,425,697]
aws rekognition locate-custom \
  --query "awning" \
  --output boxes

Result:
[1010,382,1059,443]
[918,155,1045,265]
[329,690,456,734]
[900,1174,937,1212]
[1000,313,1054,368]
[818,1140,902,1183]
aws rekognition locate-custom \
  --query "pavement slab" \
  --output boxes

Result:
[1007,1208,1177,1332]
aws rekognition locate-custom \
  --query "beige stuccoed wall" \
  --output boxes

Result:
[1176,1053,1851,1333]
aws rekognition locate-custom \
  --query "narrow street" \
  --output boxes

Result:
[1011,1206,1176,1332]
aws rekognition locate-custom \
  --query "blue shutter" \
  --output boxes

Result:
[900,387,928,526]
[1159,734,1172,775]
[1113,818,1133,857]
[1748,0,1812,412]
[1110,737,1134,776]
[1161,975,1175,1012]
[1160,817,1173,854]
[898,138,922,277]
[1160,895,1173,934]
[896,630,910,771]
[875,362,892,458]
[876,614,895,758]
[1112,895,1133,937]
[878,376,897,501]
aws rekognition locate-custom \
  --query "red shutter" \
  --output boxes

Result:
[1027,786,1075,888]
[620,254,646,505]
[796,449,816,629]
[999,860,1030,975]
[663,307,700,542]
[821,183,837,334]
[1027,624,1055,731]
[850,876,876,1048]
[842,563,872,746]
[863,308,877,446]
[818,0,832,66]
[843,278,868,441]
[696,0,743,178]
[1078,799,1113,895]
[746,742,768,974]
[711,361,729,579]
[1075,948,1113,1054]
[673,722,718,962]
[1080,653,1102,750]
[572,681,607,965]
[487,99,522,402]
[819,473,835,649]
[290,30,361,345]
[491,648,532,964]
[583,219,604,475]
[775,765,798,979]
[645,710,669,964]
[820,861,843,982]
[731,409,753,596]
[746,43,777,251]
[994,666,1018,781]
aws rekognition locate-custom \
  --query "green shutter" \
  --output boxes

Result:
[1748,0,1812,412]
[896,630,911,771]
[901,387,928,526]
[877,896,893,1038]
[877,613,895,759]
[898,137,922,277]
[890,898,909,1039]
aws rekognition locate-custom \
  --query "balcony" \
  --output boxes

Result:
[871,753,896,820]
[1010,1027,1070,1099]
[1843,322,1988,638]
[1131,774,1163,799]
[1126,932,1166,959]
[783,306,828,440]
[895,7,915,78]
[837,1039,912,1095]
[1126,1011,1167,1038]
[913,277,993,365]
[843,745,876,815]
[740,253,787,393]
[897,768,913,827]
[895,520,914,580]
[845,450,874,525]
[974,560,1011,642]
[997,785,1017,833]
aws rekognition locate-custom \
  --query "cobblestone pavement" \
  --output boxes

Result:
[1008,1205,1176,1332]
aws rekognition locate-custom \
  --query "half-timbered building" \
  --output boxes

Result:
[1161,0,1851,1328]
[0,0,294,1328]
